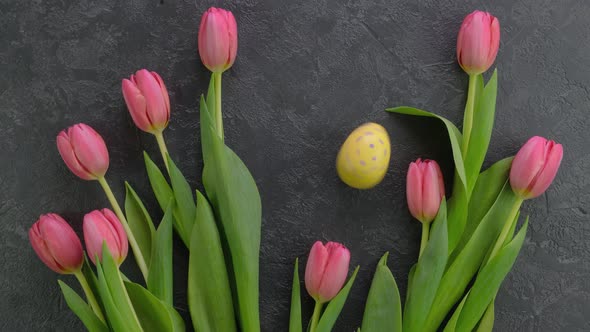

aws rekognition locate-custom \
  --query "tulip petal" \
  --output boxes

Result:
[56,131,95,180]
[510,136,546,196]
[305,241,328,300]
[122,78,152,132]
[406,162,424,221]
[68,124,109,178]
[528,142,563,198]
[318,242,351,302]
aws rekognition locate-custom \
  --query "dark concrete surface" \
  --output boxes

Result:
[1,0,589,331]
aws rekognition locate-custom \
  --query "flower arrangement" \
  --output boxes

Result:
[27,6,563,332]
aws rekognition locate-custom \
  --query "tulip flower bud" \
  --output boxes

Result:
[122,69,171,134]
[198,7,238,73]
[510,136,563,200]
[406,159,445,223]
[457,10,500,75]
[305,241,350,303]
[29,214,84,274]
[83,209,128,266]
[56,123,109,181]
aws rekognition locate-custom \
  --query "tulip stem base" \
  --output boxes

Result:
[487,198,523,263]
[214,71,224,141]
[155,131,170,173]
[97,177,149,281]
[310,300,323,332]
[419,222,430,258]
[74,270,105,323]
[461,74,478,156]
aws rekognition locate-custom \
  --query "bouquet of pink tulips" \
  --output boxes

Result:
[28,6,564,332]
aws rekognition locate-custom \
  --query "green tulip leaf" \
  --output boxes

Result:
[361,252,402,332]
[475,302,495,332]
[188,190,237,332]
[144,151,173,212]
[455,219,528,332]
[200,93,261,332]
[315,266,360,332]
[94,253,141,332]
[124,182,156,269]
[463,71,498,196]
[423,183,519,331]
[166,154,195,246]
[403,200,448,332]
[386,106,467,250]
[125,281,184,332]
[289,258,302,332]
[58,280,109,332]
[442,291,469,332]
[451,157,513,259]
[147,200,174,306]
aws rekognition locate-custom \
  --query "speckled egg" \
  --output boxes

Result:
[336,122,391,189]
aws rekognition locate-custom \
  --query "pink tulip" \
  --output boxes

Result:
[83,208,128,265]
[56,123,109,180]
[122,69,171,134]
[457,10,500,75]
[406,159,445,223]
[29,214,84,274]
[305,241,350,303]
[510,136,563,199]
[198,7,238,73]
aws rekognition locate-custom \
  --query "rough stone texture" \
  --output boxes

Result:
[1,0,589,331]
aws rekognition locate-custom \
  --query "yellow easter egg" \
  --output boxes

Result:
[336,122,391,189]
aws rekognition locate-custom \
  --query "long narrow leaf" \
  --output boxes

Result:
[188,190,237,332]
[166,154,195,245]
[125,182,156,267]
[442,291,469,332]
[315,266,360,332]
[200,94,261,332]
[147,200,174,305]
[95,260,137,332]
[125,281,185,332]
[289,258,302,332]
[144,151,173,211]
[361,253,402,332]
[58,280,109,332]
[463,71,498,197]
[403,200,448,332]
[455,220,529,332]
[424,184,519,331]
[475,302,495,332]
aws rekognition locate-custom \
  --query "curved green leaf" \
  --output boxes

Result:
[188,190,237,332]
[442,291,469,332]
[463,71,498,197]
[125,281,185,332]
[200,94,261,332]
[424,184,519,331]
[58,280,109,332]
[315,266,360,332]
[144,151,173,211]
[386,106,465,189]
[125,182,156,268]
[166,154,195,246]
[451,157,513,259]
[147,200,174,305]
[456,220,528,332]
[475,302,494,332]
[403,200,448,332]
[361,253,402,332]
[289,258,302,332]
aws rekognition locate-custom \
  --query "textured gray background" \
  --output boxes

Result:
[1,0,589,331]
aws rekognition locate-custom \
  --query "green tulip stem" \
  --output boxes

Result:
[97,176,149,281]
[419,222,430,258]
[74,270,105,323]
[486,198,523,263]
[154,130,170,173]
[213,71,224,141]
[309,300,324,332]
[461,74,477,156]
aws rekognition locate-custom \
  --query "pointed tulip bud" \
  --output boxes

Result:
[122,69,171,134]
[406,159,445,223]
[198,7,238,73]
[56,123,109,180]
[305,241,350,303]
[457,10,500,75]
[510,136,563,200]
[29,214,84,274]
[83,209,128,266]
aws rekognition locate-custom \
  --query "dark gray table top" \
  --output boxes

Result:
[1,0,589,331]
